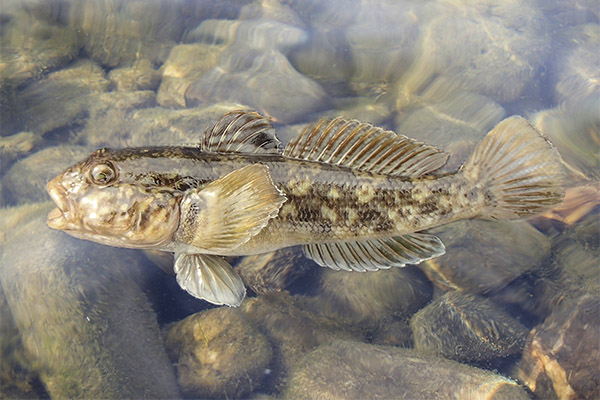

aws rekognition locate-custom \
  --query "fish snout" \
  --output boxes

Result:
[46,177,71,230]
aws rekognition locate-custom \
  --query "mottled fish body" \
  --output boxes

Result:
[47,111,565,306]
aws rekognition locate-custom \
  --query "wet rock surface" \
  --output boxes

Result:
[241,292,362,393]
[2,146,91,205]
[0,203,180,399]
[285,340,530,400]
[235,246,316,295]
[420,220,551,294]
[411,291,528,363]
[163,307,272,399]
[312,266,432,329]
[518,293,600,400]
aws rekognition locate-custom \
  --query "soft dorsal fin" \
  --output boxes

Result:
[284,117,448,178]
[303,233,445,272]
[202,111,282,154]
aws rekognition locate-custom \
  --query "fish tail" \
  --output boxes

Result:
[461,116,565,220]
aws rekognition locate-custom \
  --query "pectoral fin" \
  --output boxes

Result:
[303,233,445,272]
[174,253,246,307]
[175,164,286,253]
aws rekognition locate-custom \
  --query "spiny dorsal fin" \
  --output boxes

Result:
[175,164,286,253]
[284,117,448,178]
[202,111,282,154]
[303,233,445,272]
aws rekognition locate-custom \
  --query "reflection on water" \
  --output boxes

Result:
[0,0,598,399]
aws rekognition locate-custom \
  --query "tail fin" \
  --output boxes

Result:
[461,116,565,220]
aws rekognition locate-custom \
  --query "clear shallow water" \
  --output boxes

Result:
[0,0,598,399]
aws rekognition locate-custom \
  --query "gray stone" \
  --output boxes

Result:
[185,48,328,124]
[0,203,180,399]
[241,292,361,393]
[157,43,227,108]
[285,340,530,400]
[419,220,551,294]
[313,266,432,329]
[396,0,549,103]
[411,291,528,363]
[108,59,160,92]
[17,60,110,136]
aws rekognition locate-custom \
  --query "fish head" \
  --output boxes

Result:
[46,148,181,249]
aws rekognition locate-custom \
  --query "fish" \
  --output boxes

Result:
[46,111,565,307]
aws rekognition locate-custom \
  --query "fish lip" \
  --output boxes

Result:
[46,178,73,230]
[47,206,68,230]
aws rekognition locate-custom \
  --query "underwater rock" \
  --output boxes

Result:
[397,0,549,104]
[396,78,505,171]
[187,18,307,53]
[0,132,42,175]
[67,0,188,67]
[185,48,328,123]
[419,220,551,294]
[157,43,227,108]
[17,59,110,136]
[549,24,600,105]
[241,292,361,393]
[531,97,600,181]
[285,340,530,400]
[163,307,272,399]
[0,282,47,399]
[345,0,420,95]
[288,30,354,94]
[108,59,160,92]
[411,291,528,363]
[312,266,432,329]
[518,293,600,400]
[235,247,316,295]
[73,90,157,147]
[2,145,91,205]
[0,2,81,86]
[0,203,180,399]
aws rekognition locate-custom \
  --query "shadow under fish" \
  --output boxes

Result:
[46,111,565,307]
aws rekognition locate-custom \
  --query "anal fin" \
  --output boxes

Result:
[174,253,246,307]
[303,233,445,272]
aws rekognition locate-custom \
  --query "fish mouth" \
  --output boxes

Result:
[46,178,73,230]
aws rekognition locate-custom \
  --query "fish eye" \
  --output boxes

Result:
[90,162,117,185]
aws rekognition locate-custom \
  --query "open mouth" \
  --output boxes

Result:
[46,178,72,230]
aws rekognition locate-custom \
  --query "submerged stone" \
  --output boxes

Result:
[185,48,328,123]
[235,247,315,295]
[411,291,528,363]
[0,203,180,399]
[17,60,110,137]
[397,0,549,104]
[312,266,432,329]
[241,292,361,393]
[285,340,530,400]
[163,307,272,399]
[2,146,91,205]
[157,43,226,108]
[532,97,600,181]
[419,220,551,294]
[108,59,160,92]
[518,293,600,400]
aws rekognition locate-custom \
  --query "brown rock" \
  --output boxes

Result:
[518,293,600,400]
